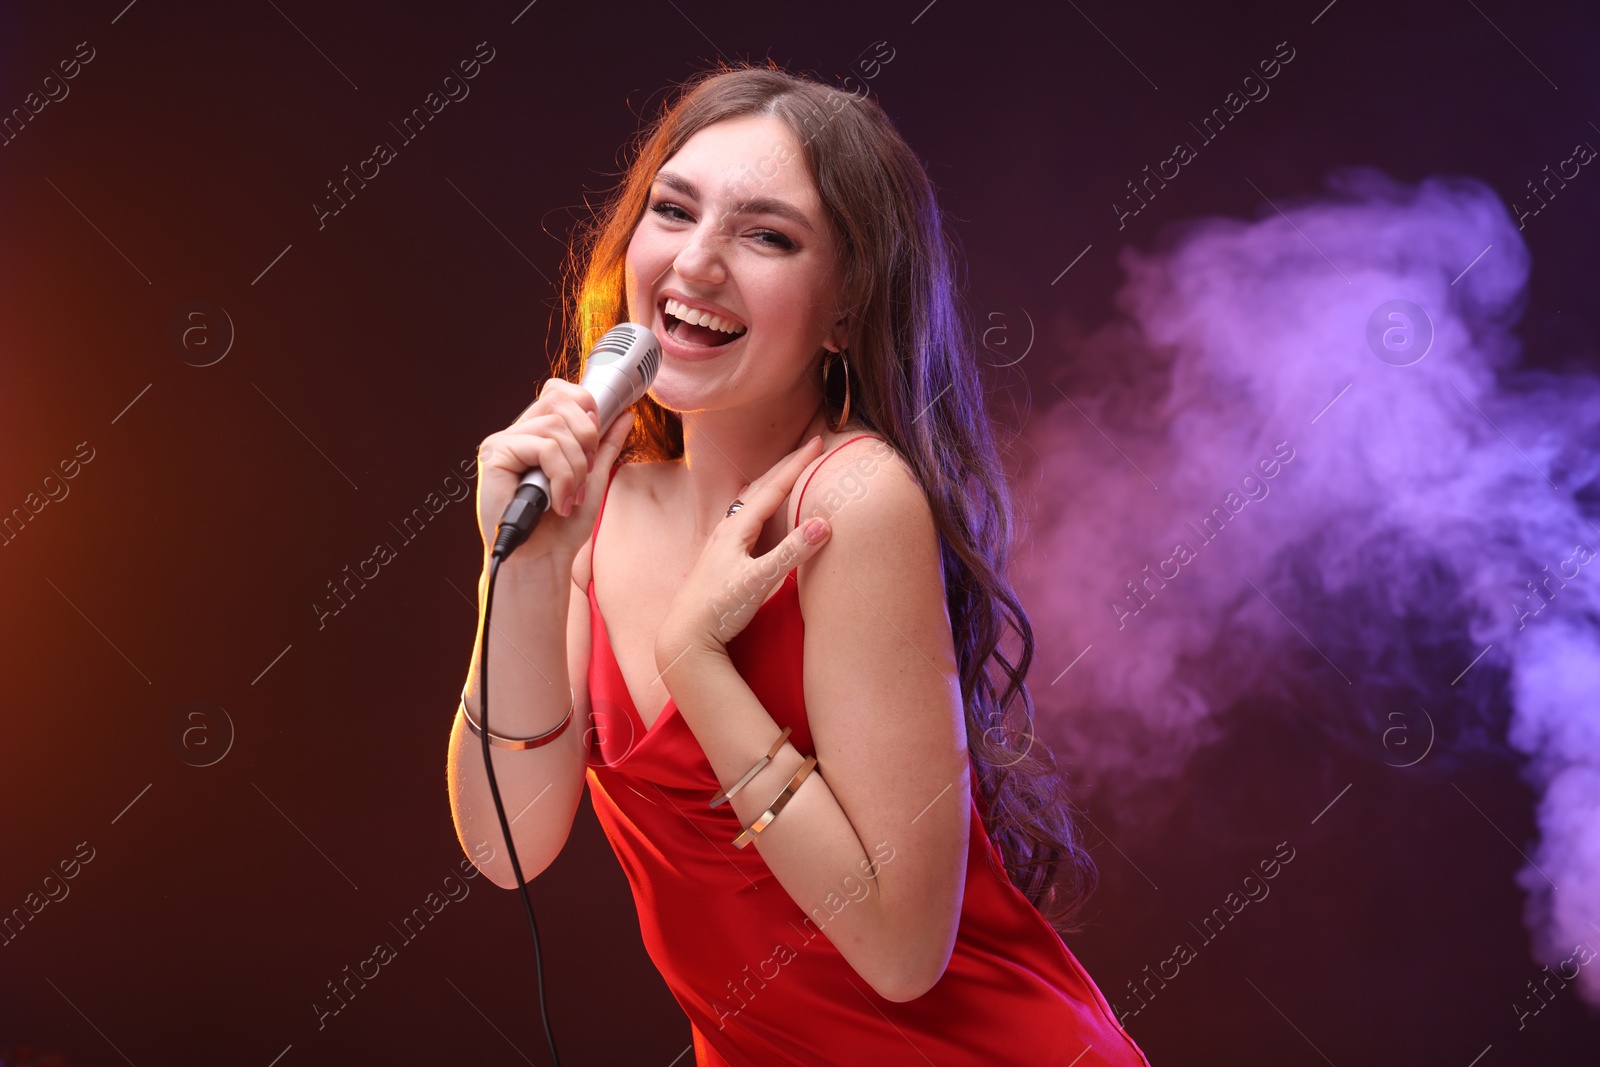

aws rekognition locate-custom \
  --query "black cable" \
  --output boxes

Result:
[479,508,562,1067]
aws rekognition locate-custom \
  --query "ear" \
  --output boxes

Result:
[827,315,850,353]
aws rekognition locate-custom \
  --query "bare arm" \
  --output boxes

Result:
[446,383,632,889]
[658,442,968,1002]
[446,545,595,889]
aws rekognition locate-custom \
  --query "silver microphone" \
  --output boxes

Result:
[491,322,660,559]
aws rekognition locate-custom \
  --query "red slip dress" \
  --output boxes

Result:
[582,434,1152,1067]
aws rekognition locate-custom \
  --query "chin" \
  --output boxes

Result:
[644,372,709,414]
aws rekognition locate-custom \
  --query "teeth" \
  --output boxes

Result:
[665,297,746,336]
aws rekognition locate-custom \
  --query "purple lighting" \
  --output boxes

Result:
[1020,166,1600,1006]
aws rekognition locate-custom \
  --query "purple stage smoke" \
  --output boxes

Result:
[1018,166,1600,1005]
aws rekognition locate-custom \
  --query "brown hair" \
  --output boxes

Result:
[552,62,1099,933]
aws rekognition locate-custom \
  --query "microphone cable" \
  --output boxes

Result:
[471,322,658,1067]
[479,482,562,1067]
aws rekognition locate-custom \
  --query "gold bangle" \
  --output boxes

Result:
[709,726,792,808]
[461,690,574,751]
[732,755,817,849]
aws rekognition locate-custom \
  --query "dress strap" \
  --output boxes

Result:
[589,459,624,586]
[792,433,882,527]
[595,441,878,585]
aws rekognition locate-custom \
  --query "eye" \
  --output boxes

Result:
[649,199,795,251]
[753,229,795,250]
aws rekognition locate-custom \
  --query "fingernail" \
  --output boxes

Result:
[804,518,828,543]
[737,483,750,496]
[576,482,587,507]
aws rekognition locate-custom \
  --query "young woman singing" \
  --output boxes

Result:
[447,63,1151,1067]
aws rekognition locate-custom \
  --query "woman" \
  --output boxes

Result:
[447,64,1151,1066]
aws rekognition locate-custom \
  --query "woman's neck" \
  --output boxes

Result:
[676,399,832,540]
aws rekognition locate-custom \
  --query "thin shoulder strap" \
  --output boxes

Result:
[589,460,624,586]
[792,434,880,527]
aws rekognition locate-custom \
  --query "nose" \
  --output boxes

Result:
[671,214,727,287]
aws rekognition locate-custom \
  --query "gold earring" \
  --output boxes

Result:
[824,348,851,433]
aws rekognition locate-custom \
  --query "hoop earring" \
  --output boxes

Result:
[824,348,852,433]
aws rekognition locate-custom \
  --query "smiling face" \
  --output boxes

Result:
[624,113,848,419]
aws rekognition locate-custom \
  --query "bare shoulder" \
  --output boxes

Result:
[570,459,674,592]
[791,428,920,528]
[790,428,937,606]
[570,461,629,593]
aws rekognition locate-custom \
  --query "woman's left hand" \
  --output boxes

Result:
[655,436,834,669]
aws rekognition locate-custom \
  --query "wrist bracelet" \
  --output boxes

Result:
[732,755,817,849]
[461,689,574,751]
[709,726,792,808]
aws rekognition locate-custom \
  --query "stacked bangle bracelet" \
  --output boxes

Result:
[709,726,792,808]
[461,689,574,751]
[732,755,818,849]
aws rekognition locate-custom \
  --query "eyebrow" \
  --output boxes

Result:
[650,170,815,235]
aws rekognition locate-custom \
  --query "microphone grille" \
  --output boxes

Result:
[590,323,661,384]
[589,324,639,363]
[638,339,660,383]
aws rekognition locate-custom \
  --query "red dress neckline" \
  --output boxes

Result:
[577,435,1153,1066]
[586,437,869,738]
[589,569,799,738]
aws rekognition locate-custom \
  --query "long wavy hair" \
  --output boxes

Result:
[552,62,1099,934]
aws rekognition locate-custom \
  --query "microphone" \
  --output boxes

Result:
[491,322,661,560]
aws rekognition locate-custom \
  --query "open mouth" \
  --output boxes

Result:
[661,296,747,348]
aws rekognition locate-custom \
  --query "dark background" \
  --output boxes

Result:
[2,0,1597,1064]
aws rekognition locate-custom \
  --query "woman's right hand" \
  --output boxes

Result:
[475,377,637,563]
